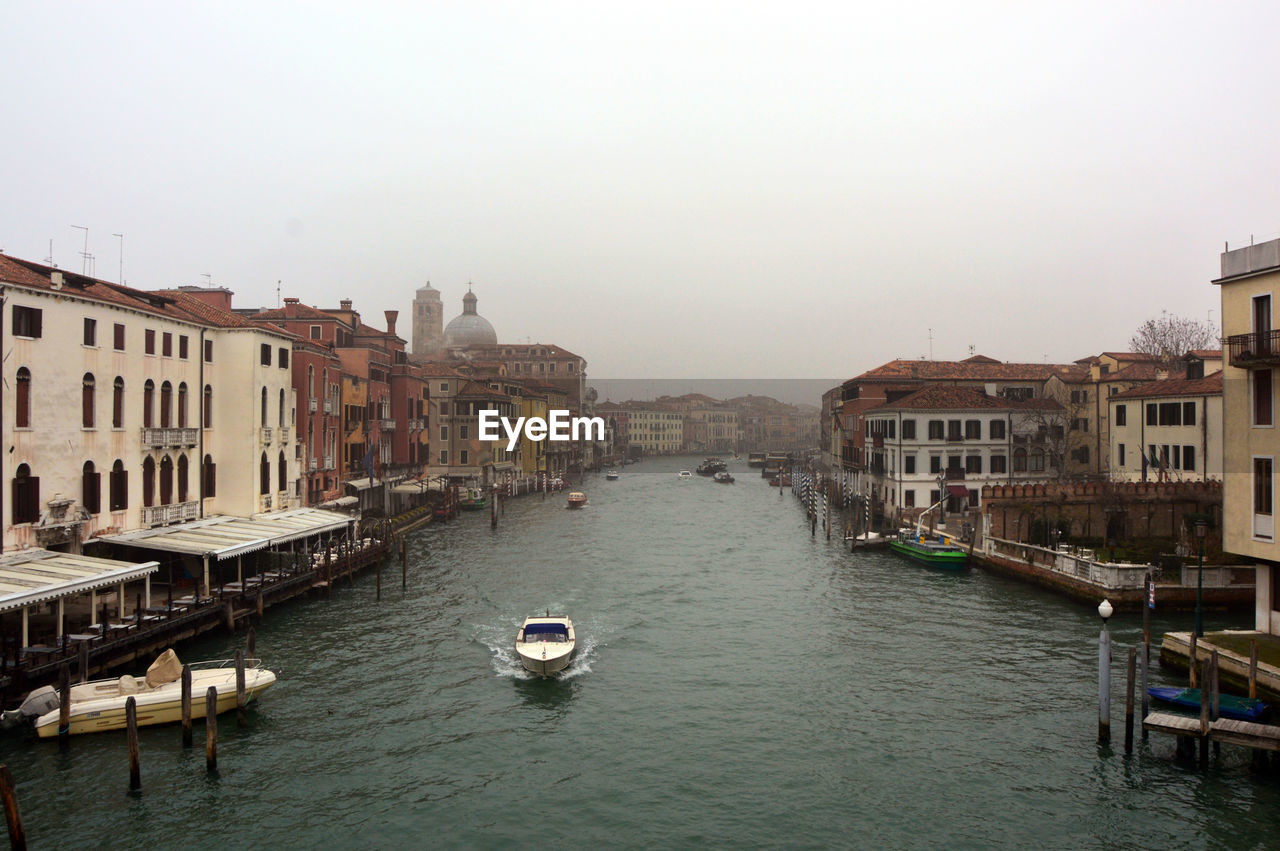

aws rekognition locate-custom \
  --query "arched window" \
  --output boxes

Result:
[278,450,287,492]
[177,383,188,428]
[203,384,212,428]
[143,380,155,428]
[261,388,268,427]
[110,460,128,511]
[12,463,39,524]
[1013,447,1028,473]
[160,381,173,428]
[177,455,189,502]
[15,367,31,428]
[159,455,173,505]
[260,453,270,495]
[82,461,101,514]
[279,388,286,426]
[142,457,155,507]
[202,454,216,499]
[82,373,95,428]
[113,377,125,428]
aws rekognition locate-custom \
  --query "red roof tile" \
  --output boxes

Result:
[1110,373,1222,400]
[868,385,1062,412]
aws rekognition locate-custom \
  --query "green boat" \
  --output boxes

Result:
[889,532,969,570]
[458,488,488,510]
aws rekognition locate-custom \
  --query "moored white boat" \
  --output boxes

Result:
[12,650,276,738]
[514,615,576,676]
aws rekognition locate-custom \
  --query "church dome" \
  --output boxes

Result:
[443,288,497,347]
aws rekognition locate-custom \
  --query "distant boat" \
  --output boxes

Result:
[713,471,735,484]
[889,531,968,569]
[566,492,588,508]
[605,470,619,480]
[458,487,488,510]
[515,615,576,677]
[747,452,766,468]
[678,470,693,479]
[1147,686,1269,722]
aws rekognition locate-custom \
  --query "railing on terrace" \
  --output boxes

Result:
[309,398,318,412]
[141,427,199,448]
[381,419,396,431]
[280,427,291,444]
[1227,330,1280,367]
[323,455,334,469]
[324,399,336,414]
[981,536,1248,590]
[142,500,198,527]
[261,426,273,444]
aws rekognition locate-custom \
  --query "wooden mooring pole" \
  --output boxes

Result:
[58,664,71,748]
[78,640,89,685]
[235,649,246,726]
[1189,633,1198,688]
[205,687,218,772]
[1198,658,1211,769]
[1210,650,1221,759]
[1124,646,1136,754]
[401,538,407,590]
[126,696,141,791]
[181,664,192,747]
[0,764,26,851]
[1098,618,1111,746]
[1249,638,1259,699]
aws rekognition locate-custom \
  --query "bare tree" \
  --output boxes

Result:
[1128,313,1219,362]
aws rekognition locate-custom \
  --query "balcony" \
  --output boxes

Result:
[309,458,318,472]
[323,455,334,470]
[280,427,291,444]
[260,494,273,512]
[142,500,198,527]
[323,399,335,414]
[1227,331,1280,367]
[261,427,273,444]
[380,419,396,431]
[309,398,318,412]
[141,427,199,449]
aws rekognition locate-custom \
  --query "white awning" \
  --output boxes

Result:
[318,495,359,508]
[95,508,355,561]
[0,549,159,613]
[344,478,378,492]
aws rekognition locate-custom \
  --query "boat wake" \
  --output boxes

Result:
[476,617,601,681]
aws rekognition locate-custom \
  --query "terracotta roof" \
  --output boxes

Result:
[456,380,509,399]
[848,358,1084,385]
[961,354,1002,364]
[1110,373,1223,400]
[251,302,349,323]
[869,385,1062,413]
[1105,363,1182,382]
[1186,349,1223,359]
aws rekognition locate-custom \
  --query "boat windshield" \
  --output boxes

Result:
[523,623,569,642]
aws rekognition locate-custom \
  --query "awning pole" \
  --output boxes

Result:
[90,589,98,626]
[145,574,152,609]
[57,599,64,639]
[21,608,28,648]
[202,554,210,599]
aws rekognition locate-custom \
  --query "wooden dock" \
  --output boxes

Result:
[1144,711,1280,751]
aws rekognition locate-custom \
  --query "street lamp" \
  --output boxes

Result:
[1194,519,1207,637]
[1097,598,1113,744]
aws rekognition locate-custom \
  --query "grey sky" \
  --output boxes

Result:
[3,2,1277,380]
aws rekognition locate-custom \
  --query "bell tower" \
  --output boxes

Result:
[412,281,443,358]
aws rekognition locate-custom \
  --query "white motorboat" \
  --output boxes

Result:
[605,470,619,480]
[514,614,576,676]
[10,649,276,738]
[678,470,693,478]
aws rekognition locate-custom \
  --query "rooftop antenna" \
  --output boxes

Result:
[71,225,92,276]
[112,233,124,284]
[202,273,212,287]
[44,239,56,267]
[968,344,975,357]
[928,327,934,361]
[277,280,282,308]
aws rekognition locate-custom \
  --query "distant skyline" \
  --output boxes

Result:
[4,3,1277,379]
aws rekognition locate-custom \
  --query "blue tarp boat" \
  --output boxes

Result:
[1147,686,1269,722]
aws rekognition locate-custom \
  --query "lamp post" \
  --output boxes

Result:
[1194,519,1207,638]
[1098,598,1114,745]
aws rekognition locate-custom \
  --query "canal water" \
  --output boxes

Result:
[1,455,1276,848]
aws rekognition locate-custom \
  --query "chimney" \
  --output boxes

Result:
[284,297,300,305]
[340,299,352,311]
[384,310,398,336]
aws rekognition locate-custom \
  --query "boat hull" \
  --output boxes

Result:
[889,540,969,570]
[515,646,576,676]
[515,616,576,677]
[34,667,276,738]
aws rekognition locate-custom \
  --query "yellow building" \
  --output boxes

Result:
[1214,236,1280,636]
